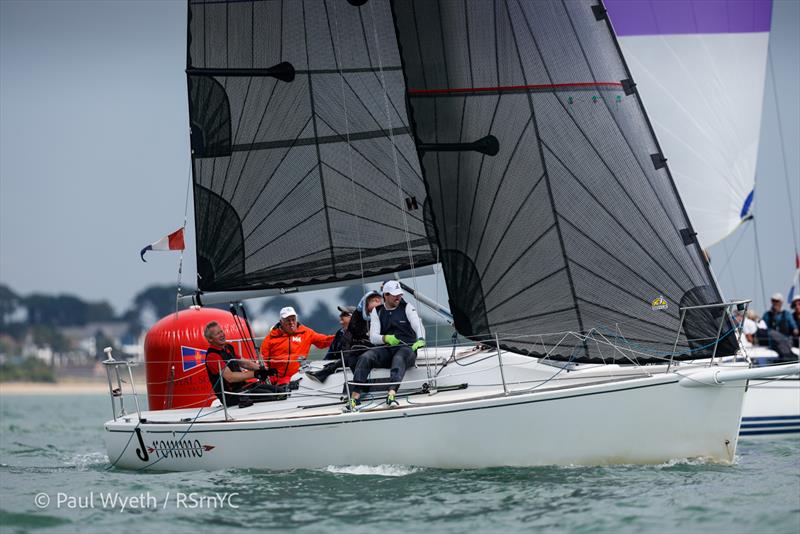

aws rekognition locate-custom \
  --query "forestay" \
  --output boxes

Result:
[187,0,435,293]
[392,0,737,362]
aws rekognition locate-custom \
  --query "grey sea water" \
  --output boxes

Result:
[0,393,798,534]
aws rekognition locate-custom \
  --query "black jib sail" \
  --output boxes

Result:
[187,0,435,293]
[392,0,737,362]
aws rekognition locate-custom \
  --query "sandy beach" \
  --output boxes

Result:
[0,380,146,395]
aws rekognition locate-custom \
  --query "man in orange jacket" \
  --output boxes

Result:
[260,306,335,385]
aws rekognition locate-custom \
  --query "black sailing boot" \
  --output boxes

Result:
[306,361,340,383]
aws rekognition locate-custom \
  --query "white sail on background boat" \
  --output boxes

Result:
[607,0,770,249]
[103,0,799,471]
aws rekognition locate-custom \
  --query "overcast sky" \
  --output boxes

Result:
[1,0,798,316]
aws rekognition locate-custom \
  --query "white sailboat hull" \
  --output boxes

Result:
[106,358,755,471]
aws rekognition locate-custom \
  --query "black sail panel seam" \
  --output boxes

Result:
[240,164,319,242]
[434,0,451,251]
[246,237,433,275]
[479,170,548,282]
[237,115,314,224]
[314,110,424,193]
[568,258,681,324]
[244,207,326,261]
[302,0,337,277]
[559,0,704,282]
[557,214,679,314]
[357,7,373,67]
[312,115,421,202]
[516,1,694,287]
[484,265,568,316]
[481,222,557,299]
[506,0,586,354]
[541,141,688,291]
[471,117,534,257]
[219,75,255,204]
[464,1,503,254]
[594,0,720,297]
[574,297,678,337]
[320,162,426,226]
[227,78,283,204]
[490,306,577,329]
[327,206,427,238]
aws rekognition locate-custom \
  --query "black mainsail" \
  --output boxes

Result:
[187,0,435,293]
[391,0,737,362]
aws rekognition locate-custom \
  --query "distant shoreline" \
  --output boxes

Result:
[0,381,146,395]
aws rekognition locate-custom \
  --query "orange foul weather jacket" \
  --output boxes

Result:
[260,324,334,385]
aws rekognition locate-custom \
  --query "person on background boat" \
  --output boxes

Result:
[203,321,285,408]
[741,309,768,347]
[260,306,335,385]
[791,295,800,348]
[759,293,798,361]
[344,281,425,411]
[307,291,382,384]
[737,309,760,348]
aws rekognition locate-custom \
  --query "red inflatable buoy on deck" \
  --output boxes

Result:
[144,307,257,411]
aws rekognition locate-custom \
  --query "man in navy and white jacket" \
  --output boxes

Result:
[344,280,425,410]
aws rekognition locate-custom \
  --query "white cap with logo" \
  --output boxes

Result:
[280,306,298,319]
[382,280,404,296]
[771,293,784,302]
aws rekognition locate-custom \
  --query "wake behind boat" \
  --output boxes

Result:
[105,0,798,471]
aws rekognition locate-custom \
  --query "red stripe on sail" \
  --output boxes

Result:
[408,82,624,96]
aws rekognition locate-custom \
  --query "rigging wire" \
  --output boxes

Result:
[174,164,193,316]
[768,44,799,254]
[330,1,367,293]
[367,1,421,296]
[752,217,768,312]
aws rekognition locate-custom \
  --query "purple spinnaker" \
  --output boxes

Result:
[605,0,772,36]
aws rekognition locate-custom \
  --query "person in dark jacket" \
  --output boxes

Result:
[306,291,382,383]
[323,306,356,360]
[760,293,799,361]
[792,295,800,348]
[204,321,285,408]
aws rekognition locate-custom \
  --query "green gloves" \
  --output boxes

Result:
[411,339,426,351]
[384,334,401,346]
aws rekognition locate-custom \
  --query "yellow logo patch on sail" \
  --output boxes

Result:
[651,295,668,311]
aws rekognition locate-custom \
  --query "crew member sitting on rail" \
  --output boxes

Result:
[260,307,335,385]
[344,281,425,411]
[307,291,382,384]
[204,321,285,408]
